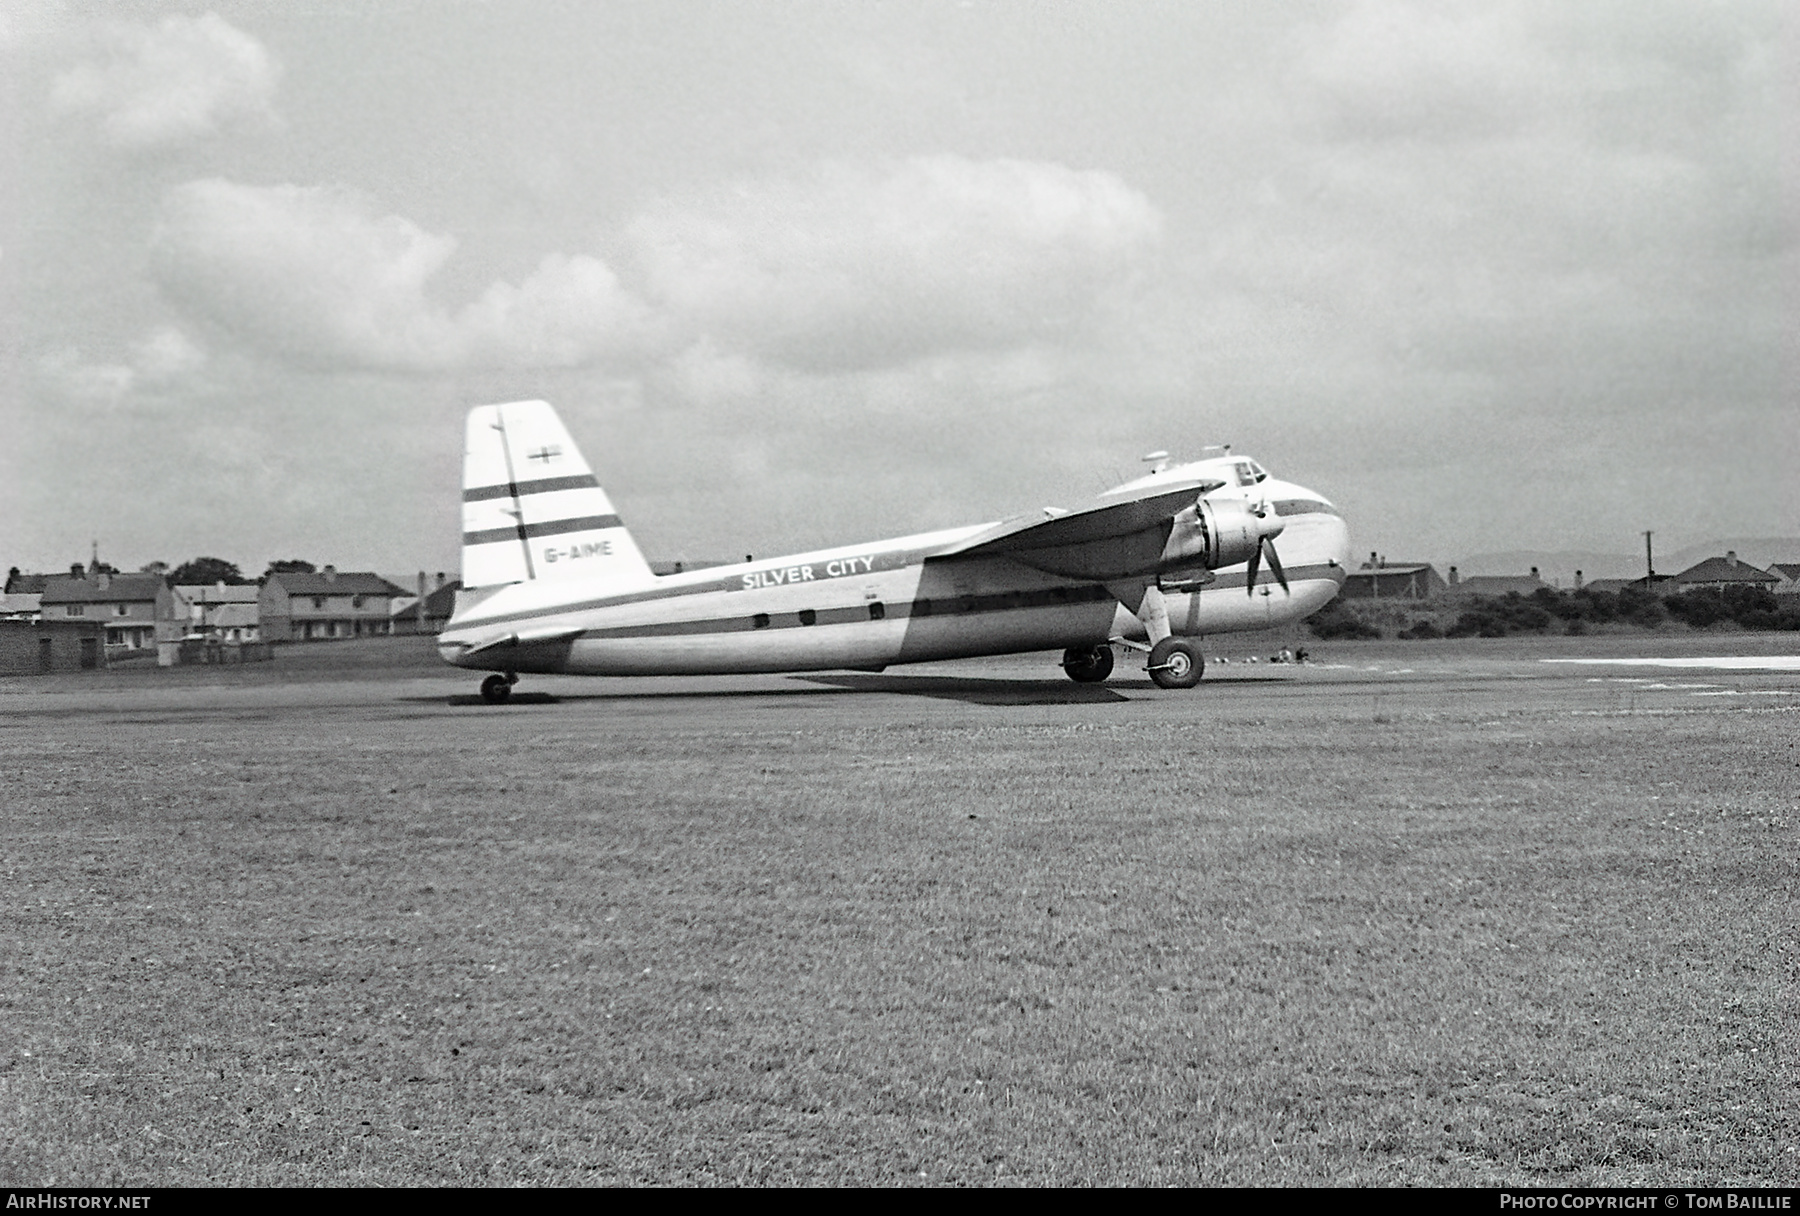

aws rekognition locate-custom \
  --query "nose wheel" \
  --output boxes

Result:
[479,672,517,704]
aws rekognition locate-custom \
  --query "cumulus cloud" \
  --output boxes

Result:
[628,156,1163,371]
[149,158,1163,378]
[151,180,659,371]
[51,12,279,150]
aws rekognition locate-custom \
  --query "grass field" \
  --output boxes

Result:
[1,637,1795,1185]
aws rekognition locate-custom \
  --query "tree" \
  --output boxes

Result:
[262,559,316,581]
[170,557,248,586]
[139,560,170,576]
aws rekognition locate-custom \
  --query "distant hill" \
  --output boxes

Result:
[1452,537,1800,588]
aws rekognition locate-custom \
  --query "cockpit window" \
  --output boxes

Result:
[1234,461,1265,486]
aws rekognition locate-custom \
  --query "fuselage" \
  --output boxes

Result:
[439,456,1351,678]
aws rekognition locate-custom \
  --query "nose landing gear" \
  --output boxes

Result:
[479,672,518,704]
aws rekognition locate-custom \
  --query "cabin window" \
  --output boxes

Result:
[868,602,885,621]
[312,597,326,609]
[915,598,931,617]
[114,604,130,616]
[798,609,816,626]
[752,613,770,629]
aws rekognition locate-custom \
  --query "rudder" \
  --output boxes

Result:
[460,400,656,591]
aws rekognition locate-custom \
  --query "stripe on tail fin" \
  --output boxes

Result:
[460,400,656,591]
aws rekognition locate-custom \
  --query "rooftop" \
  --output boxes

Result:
[39,573,167,604]
[1672,556,1779,585]
[266,571,409,597]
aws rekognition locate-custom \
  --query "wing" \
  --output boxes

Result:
[929,481,1213,581]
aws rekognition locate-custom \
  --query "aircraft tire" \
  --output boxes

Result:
[1147,638,1203,689]
[1061,645,1115,683]
[480,673,513,704]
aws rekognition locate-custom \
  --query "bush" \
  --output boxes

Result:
[1397,619,1442,640]
[1664,585,1789,629]
[1444,592,1555,638]
[1737,606,1800,631]
[1664,591,1729,628]
[1308,603,1382,639]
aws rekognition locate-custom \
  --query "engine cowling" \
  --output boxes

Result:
[1160,497,1283,572]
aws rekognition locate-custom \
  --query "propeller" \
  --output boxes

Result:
[1245,535,1289,595]
[1244,498,1290,596]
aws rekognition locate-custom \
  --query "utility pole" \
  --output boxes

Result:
[1643,531,1655,580]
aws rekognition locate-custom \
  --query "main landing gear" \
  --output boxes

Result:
[479,672,518,704]
[1146,637,1203,689]
[1060,639,1204,689]
[1061,645,1115,683]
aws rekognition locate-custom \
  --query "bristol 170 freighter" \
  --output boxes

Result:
[439,401,1351,702]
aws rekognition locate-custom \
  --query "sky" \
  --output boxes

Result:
[3,1,1794,580]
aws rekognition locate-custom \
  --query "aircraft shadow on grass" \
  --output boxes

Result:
[425,669,1311,708]
[795,674,1130,705]
[430,674,1137,707]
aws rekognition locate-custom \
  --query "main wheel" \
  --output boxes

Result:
[480,673,513,704]
[1061,644,1115,684]
[1146,638,1203,689]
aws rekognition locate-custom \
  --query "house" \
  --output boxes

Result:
[37,571,180,654]
[0,593,41,621]
[0,618,109,675]
[1340,561,1447,600]
[1671,552,1782,595]
[259,567,410,641]
[1581,574,1678,595]
[4,569,49,595]
[1452,567,1548,597]
[1767,563,1800,599]
[390,574,461,635]
[174,583,262,642]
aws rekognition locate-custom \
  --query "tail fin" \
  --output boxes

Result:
[460,400,656,591]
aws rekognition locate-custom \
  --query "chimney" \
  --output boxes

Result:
[1449,566,1459,586]
[435,572,446,588]
[1530,567,1539,580]
[1727,550,1738,568]
[322,565,337,583]
[1574,570,1584,590]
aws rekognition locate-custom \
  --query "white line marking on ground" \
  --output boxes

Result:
[1542,656,1800,671]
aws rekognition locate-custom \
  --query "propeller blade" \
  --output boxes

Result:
[1263,537,1289,594]
[1245,540,1262,595]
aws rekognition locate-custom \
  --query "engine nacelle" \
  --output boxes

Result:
[1160,497,1283,572]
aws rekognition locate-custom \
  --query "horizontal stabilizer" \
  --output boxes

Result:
[455,626,586,657]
